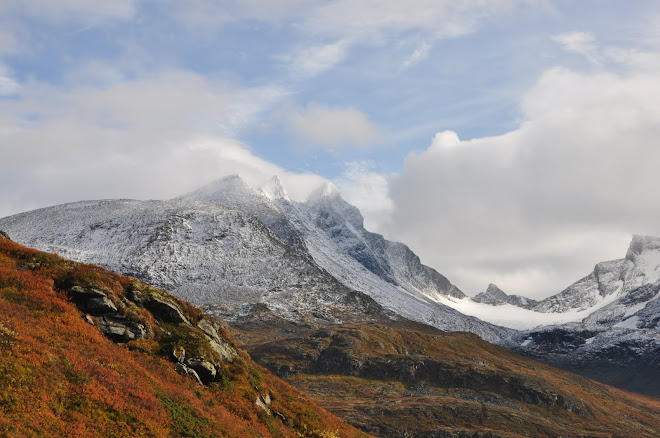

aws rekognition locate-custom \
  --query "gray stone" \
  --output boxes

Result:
[197,318,237,362]
[70,285,108,298]
[174,363,202,385]
[0,230,10,240]
[145,296,190,325]
[97,315,146,343]
[186,358,217,384]
[86,296,118,314]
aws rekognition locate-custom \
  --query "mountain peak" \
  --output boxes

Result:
[307,181,340,202]
[260,175,291,201]
[177,174,260,203]
[486,283,508,298]
[626,234,660,260]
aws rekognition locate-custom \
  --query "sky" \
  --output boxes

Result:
[1,0,660,299]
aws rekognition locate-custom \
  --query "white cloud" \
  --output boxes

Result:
[1,0,137,23]
[0,65,20,96]
[343,65,660,299]
[164,0,525,37]
[0,69,299,218]
[286,103,381,150]
[300,0,523,41]
[552,31,599,63]
[334,161,394,230]
[402,40,432,69]
[281,40,349,79]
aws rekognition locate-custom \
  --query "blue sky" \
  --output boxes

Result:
[2,1,660,298]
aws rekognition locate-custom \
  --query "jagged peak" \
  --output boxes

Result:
[306,181,341,202]
[485,283,507,297]
[260,175,291,202]
[626,234,660,260]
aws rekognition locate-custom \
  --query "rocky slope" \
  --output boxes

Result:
[0,233,369,437]
[245,321,660,437]
[473,284,537,308]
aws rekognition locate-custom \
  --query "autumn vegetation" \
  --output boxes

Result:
[247,322,660,437]
[0,236,370,438]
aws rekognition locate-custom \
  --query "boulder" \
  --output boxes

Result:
[96,315,146,343]
[197,318,237,362]
[144,296,190,325]
[186,358,217,385]
[86,296,118,314]
[174,363,202,385]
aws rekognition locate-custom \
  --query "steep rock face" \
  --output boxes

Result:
[302,183,465,300]
[473,284,537,308]
[0,199,387,330]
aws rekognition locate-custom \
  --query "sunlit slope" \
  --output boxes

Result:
[0,235,370,438]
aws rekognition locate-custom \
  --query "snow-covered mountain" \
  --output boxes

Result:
[0,198,386,329]
[0,176,512,342]
[177,176,510,341]
[473,284,537,308]
[504,235,660,395]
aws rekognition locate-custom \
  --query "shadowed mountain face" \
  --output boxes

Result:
[245,321,660,438]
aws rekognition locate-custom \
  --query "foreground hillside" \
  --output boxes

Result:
[0,233,369,437]
[246,322,660,437]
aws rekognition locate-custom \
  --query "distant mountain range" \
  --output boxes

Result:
[1,175,658,394]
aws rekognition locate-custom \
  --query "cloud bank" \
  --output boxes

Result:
[354,61,660,298]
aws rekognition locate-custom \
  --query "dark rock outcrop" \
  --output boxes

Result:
[60,276,235,387]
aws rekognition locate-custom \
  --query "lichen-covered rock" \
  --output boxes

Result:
[173,346,186,363]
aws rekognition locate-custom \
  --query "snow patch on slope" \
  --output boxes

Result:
[436,293,622,330]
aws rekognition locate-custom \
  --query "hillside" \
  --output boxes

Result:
[0,233,369,438]
[246,322,660,437]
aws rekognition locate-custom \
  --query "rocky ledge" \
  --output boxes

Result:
[56,268,238,386]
